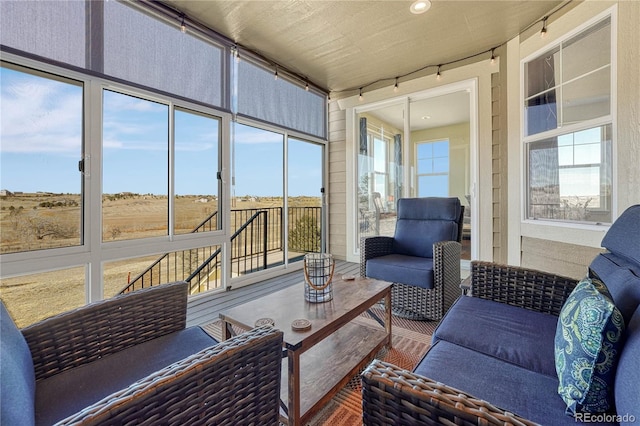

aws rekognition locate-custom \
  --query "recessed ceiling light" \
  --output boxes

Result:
[410,0,431,15]
[421,115,431,120]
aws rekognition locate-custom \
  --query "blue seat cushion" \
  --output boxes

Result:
[35,327,219,426]
[366,254,434,289]
[414,340,603,425]
[614,306,640,421]
[554,277,625,415]
[433,296,559,377]
[1,302,36,426]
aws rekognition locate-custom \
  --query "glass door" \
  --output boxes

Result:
[409,92,471,260]
[287,139,324,263]
[356,105,405,248]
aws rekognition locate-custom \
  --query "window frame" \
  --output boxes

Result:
[229,115,328,288]
[521,9,616,227]
[371,133,391,201]
[0,53,231,303]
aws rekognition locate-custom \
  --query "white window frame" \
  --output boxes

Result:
[0,52,232,303]
[520,8,616,228]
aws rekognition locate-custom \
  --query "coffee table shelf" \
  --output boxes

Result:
[280,321,389,421]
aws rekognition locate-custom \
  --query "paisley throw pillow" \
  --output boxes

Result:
[554,277,625,415]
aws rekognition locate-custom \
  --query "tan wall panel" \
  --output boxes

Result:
[328,104,347,259]
[521,237,604,280]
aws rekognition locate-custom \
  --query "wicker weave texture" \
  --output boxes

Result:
[360,236,394,278]
[471,261,578,316]
[22,281,189,381]
[362,237,461,321]
[361,360,537,426]
[57,326,283,425]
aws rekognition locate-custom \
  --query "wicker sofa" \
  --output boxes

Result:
[362,204,640,425]
[1,280,283,425]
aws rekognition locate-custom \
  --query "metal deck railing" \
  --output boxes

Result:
[119,206,321,294]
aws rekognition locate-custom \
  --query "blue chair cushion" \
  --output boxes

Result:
[366,254,434,289]
[554,277,625,416]
[0,302,36,426]
[614,306,640,421]
[392,197,461,258]
[393,220,458,258]
[35,326,218,426]
[433,296,559,377]
[415,340,599,425]
[600,205,640,267]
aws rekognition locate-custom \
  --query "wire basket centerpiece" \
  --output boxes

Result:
[303,253,335,303]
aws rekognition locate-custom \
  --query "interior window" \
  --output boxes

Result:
[416,140,450,197]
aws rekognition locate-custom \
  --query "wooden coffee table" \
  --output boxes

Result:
[219,276,392,426]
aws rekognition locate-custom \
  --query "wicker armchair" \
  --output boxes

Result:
[360,197,464,321]
[361,261,579,425]
[1,281,283,426]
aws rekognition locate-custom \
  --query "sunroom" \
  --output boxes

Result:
[1,0,639,424]
[2,0,637,327]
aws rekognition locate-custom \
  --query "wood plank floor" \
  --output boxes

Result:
[186,260,360,327]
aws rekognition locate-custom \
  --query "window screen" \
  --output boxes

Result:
[0,0,86,68]
[237,59,326,139]
[103,1,224,108]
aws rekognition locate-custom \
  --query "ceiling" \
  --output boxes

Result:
[368,90,471,131]
[162,0,567,98]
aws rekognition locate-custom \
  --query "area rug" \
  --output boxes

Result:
[203,306,437,426]
[308,307,436,425]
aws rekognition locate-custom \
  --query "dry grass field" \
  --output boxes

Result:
[1,193,319,327]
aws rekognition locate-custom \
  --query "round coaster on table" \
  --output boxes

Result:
[291,318,311,331]
[255,317,275,327]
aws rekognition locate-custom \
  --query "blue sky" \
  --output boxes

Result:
[0,66,321,197]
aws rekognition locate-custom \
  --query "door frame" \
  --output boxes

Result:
[346,78,479,266]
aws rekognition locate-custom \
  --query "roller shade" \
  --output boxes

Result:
[237,59,326,139]
[103,1,224,108]
[0,0,86,68]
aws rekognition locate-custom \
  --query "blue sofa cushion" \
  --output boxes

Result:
[590,253,640,326]
[392,197,461,258]
[600,205,640,268]
[414,340,603,425]
[433,296,558,376]
[35,326,218,426]
[614,306,640,421]
[366,254,434,289]
[1,302,36,426]
[554,277,625,415]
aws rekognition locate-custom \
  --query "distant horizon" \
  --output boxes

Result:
[1,67,323,198]
[0,190,321,199]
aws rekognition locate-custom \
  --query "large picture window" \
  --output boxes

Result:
[523,15,613,224]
